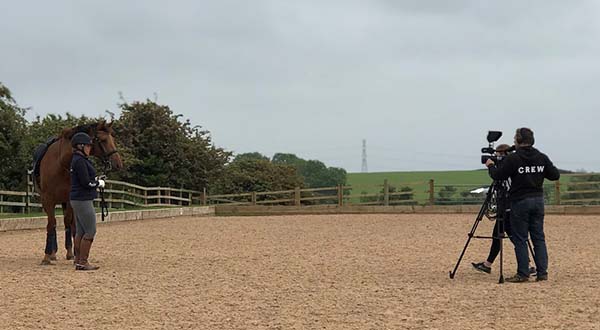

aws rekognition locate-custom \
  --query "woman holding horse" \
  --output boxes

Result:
[36,121,121,265]
[70,132,106,271]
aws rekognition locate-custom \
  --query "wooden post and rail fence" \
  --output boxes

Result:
[1,173,599,215]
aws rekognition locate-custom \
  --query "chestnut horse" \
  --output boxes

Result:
[35,121,123,265]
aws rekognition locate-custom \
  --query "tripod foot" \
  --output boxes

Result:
[498,275,505,284]
[449,271,455,279]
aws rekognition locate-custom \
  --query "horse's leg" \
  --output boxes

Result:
[63,202,75,260]
[41,201,58,265]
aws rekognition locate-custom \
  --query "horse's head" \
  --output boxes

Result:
[91,121,124,171]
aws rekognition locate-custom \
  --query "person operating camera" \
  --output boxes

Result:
[485,128,560,283]
[472,144,516,274]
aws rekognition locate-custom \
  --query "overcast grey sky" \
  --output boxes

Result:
[2,1,599,172]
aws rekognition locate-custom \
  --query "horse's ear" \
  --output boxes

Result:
[107,121,114,128]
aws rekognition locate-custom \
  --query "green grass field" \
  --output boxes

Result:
[348,170,574,188]
[347,170,491,203]
[348,170,493,187]
[347,170,573,204]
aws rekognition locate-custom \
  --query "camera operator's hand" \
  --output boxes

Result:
[485,159,495,168]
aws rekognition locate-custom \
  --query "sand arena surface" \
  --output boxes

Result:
[0,214,599,330]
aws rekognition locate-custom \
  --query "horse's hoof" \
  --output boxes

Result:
[66,255,74,260]
[49,256,57,261]
[40,260,55,266]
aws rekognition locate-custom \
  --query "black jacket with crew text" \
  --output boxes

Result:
[488,146,560,202]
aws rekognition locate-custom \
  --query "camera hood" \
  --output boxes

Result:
[487,131,502,143]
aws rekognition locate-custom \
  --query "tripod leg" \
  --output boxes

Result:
[527,239,536,258]
[449,197,489,279]
[526,239,536,275]
[449,233,474,279]
[449,183,495,280]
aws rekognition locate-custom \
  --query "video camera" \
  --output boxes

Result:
[451,131,523,283]
[480,131,514,164]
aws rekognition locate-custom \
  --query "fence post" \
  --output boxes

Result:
[25,170,31,214]
[201,188,207,206]
[120,185,124,209]
[251,191,257,205]
[144,189,148,206]
[108,182,113,209]
[189,192,193,206]
[555,181,561,205]
[157,188,162,206]
[337,185,343,207]
[429,179,435,205]
[0,194,3,214]
[294,187,301,206]
[383,179,389,206]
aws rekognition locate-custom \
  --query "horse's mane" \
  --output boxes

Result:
[62,122,109,139]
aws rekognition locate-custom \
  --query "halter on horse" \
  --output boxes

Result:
[35,121,123,265]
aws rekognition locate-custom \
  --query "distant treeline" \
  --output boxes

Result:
[0,82,346,193]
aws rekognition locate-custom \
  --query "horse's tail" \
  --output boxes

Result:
[33,173,41,195]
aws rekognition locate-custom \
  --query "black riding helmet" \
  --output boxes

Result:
[71,132,93,147]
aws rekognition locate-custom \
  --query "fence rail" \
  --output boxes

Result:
[0,176,205,214]
[2,173,600,214]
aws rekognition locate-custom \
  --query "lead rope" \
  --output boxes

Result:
[99,186,109,222]
[98,165,109,221]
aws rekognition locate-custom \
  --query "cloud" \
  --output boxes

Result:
[1,0,599,171]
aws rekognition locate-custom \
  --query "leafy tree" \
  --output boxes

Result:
[114,100,230,190]
[437,186,457,204]
[24,112,121,183]
[0,83,29,189]
[0,83,346,198]
[271,153,303,166]
[25,113,100,161]
[272,153,347,188]
[234,152,270,162]
[27,113,96,145]
[212,158,302,195]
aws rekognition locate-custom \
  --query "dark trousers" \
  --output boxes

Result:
[510,196,548,277]
[486,211,512,264]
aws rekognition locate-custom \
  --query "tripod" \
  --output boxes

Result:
[448,180,535,284]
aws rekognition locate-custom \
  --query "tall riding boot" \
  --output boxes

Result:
[76,237,100,271]
[73,235,83,266]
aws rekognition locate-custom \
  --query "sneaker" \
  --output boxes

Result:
[471,262,491,274]
[529,266,537,276]
[505,273,529,283]
[536,274,548,282]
